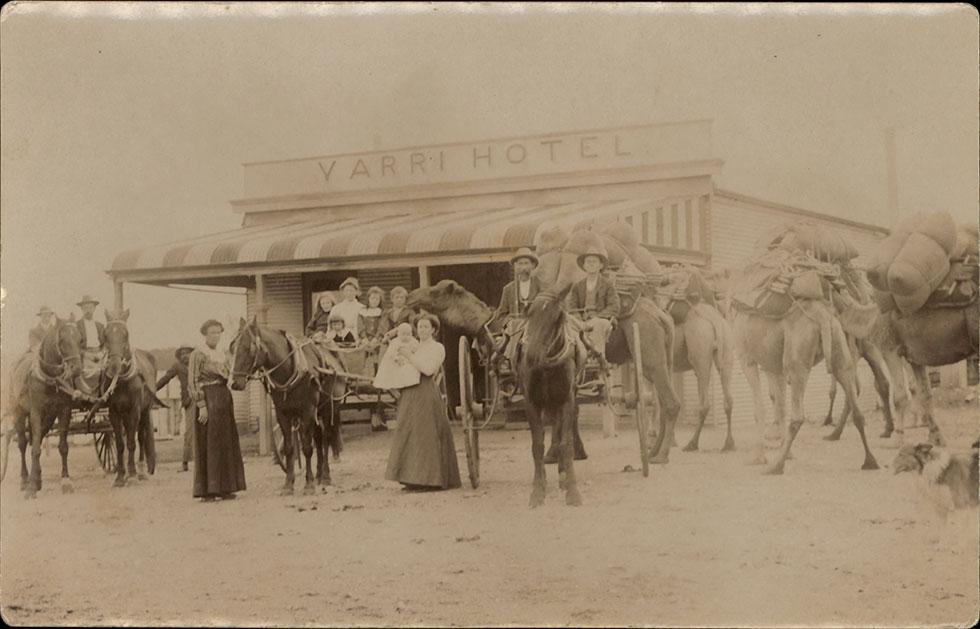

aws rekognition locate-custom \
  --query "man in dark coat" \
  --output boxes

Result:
[76,294,106,392]
[565,247,620,365]
[156,346,196,472]
[29,305,56,351]
[492,247,543,369]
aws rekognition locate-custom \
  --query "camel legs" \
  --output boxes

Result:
[740,361,769,466]
[909,362,945,446]
[716,346,736,452]
[648,357,681,465]
[681,329,716,452]
[882,349,911,445]
[823,378,838,427]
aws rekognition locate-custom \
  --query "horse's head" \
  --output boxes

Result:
[229,316,262,391]
[406,280,492,335]
[103,309,132,378]
[45,316,83,378]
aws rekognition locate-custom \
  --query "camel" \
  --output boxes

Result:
[733,296,880,475]
[655,269,736,453]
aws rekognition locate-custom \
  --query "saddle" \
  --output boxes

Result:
[921,256,979,310]
[733,249,842,319]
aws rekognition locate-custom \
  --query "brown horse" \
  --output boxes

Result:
[733,299,880,475]
[9,318,83,498]
[102,310,164,486]
[230,317,345,495]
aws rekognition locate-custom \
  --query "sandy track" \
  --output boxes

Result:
[2,408,977,627]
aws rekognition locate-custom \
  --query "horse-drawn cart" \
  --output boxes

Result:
[455,319,656,489]
[1,405,119,482]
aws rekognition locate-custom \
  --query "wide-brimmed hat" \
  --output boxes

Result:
[510,247,539,267]
[76,294,100,307]
[37,305,54,316]
[339,277,361,292]
[576,247,608,271]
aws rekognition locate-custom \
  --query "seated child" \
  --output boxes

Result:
[315,312,358,348]
[372,322,421,390]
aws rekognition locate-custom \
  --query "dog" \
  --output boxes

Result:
[893,440,979,522]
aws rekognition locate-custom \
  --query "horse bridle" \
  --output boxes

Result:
[37,325,82,379]
[104,321,136,374]
[231,325,304,393]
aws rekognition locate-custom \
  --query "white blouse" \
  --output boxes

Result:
[412,338,445,377]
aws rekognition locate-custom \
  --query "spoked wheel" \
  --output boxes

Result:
[94,429,116,473]
[459,335,480,489]
[631,322,650,478]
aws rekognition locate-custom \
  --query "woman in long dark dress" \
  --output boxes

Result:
[189,319,247,502]
[384,314,461,491]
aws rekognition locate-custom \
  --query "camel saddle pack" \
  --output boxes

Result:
[876,254,979,314]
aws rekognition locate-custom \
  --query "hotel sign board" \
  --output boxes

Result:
[241,120,714,201]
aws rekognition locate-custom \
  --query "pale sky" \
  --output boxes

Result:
[1,2,977,368]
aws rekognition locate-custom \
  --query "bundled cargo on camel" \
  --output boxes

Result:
[867,211,977,314]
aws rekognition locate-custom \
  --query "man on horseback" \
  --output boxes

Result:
[491,247,544,371]
[565,247,620,370]
[29,305,56,352]
[75,294,106,396]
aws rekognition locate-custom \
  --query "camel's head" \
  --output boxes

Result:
[406,280,492,335]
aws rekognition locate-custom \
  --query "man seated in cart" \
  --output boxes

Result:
[564,246,619,373]
[490,247,544,372]
[75,294,107,396]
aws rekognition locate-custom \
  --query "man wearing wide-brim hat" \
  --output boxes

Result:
[156,345,198,472]
[75,294,107,392]
[491,247,544,370]
[566,247,620,377]
[28,305,57,351]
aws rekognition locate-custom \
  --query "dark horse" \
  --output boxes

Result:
[522,289,588,506]
[8,318,83,498]
[230,316,345,495]
[102,309,164,486]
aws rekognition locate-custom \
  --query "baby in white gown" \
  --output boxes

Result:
[372,323,421,390]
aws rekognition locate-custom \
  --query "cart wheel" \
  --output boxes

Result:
[94,429,116,473]
[631,323,650,478]
[459,335,480,489]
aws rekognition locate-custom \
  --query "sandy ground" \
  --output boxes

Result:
[1,405,978,628]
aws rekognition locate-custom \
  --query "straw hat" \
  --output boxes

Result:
[37,305,54,316]
[76,294,100,307]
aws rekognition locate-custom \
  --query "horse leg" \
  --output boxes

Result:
[823,378,837,427]
[909,362,945,446]
[543,422,560,465]
[58,407,74,494]
[528,405,547,508]
[321,401,333,486]
[126,406,140,480]
[561,395,582,506]
[18,412,30,491]
[716,347,736,451]
[277,411,295,496]
[25,406,45,498]
[110,409,127,487]
[301,408,317,495]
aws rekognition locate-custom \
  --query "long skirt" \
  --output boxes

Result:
[193,384,247,498]
[385,374,461,489]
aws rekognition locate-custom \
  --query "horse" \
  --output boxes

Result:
[229,316,345,495]
[8,318,84,498]
[102,309,165,486]
[656,267,737,453]
[406,280,588,464]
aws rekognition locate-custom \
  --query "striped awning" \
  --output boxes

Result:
[111,198,704,278]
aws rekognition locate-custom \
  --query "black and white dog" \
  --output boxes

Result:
[893,439,979,521]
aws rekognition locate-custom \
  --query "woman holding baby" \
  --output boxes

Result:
[382,313,462,491]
